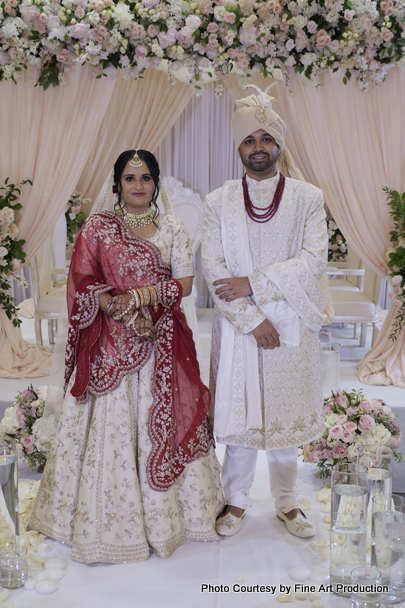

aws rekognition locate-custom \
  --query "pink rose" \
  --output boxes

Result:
[329,425,344,440]
[285,38,295,51]
[307,20,317,34]
[35,23,46,33]
[316,29,331,49]
[344,9,355,21]
[207,22,219,33]
[0,246,8,258]
[21,435,35,448]
[311,449,324,463]
[382,30,394,42]
[388,291,396,300]
[332,442,348,458]
[38,12,48,23]
[57,49,70,64]
[227,48,238,58]
[358,415,375,432]
[224,11,236,24]
[280,23,289,33]
[344,421,357,432]
[147,24,158,37]
[75,6,85,19]
[371,399,383,412]
[335,415,348,425]
[69,23,91,39]
[393,286,403,295]
[359,400,374,413]
[342,430,354,443]
[296,28,306,38]
[135,45,148,56]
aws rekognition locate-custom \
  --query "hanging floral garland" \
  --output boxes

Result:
[385,186,405,341]
[65,191,89,246]
[327,213,347,262]
[0,179,30,327]
[0,0,404,91]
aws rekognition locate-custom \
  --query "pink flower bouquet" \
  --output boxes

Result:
[0,384,48,470]
[301,389,403,478]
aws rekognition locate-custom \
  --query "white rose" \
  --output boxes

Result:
[214,6,225,21]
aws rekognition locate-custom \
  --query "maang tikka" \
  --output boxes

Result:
[129,150,143,168]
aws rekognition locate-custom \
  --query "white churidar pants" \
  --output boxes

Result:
[221,445,299,512]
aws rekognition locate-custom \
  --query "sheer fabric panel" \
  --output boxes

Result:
[0,66,115,377]
[155,84,244,306]
[76,70,193,210]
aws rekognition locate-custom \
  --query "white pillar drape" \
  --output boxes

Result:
[0,66,116,377]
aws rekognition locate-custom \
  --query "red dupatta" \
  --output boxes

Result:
[65,211,213,491]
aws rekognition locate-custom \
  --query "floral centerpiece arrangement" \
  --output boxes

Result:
[327,214,347,263]
[0,178,30,327]
[0,0,405,91]
[65,191,89,246]
[0,385,48,470]
[302,389,403,478]
[385,187,405,341]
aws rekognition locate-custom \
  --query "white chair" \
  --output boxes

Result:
[29,226,68,346]
[157,177,204,370]
[326,249,381,347]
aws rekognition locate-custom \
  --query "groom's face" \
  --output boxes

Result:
[239,129,279,175]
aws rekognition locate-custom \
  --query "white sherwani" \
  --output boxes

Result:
[202,174,328,451]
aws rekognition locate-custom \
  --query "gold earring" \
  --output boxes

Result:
[129,150,143,168]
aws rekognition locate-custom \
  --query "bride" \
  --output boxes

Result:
[28,149,224,564]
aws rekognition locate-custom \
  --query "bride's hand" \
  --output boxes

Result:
[130,315,158,342]
[109,294,136,322]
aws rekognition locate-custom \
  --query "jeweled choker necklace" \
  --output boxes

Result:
[116,205,155,228]
[242,173,285,223]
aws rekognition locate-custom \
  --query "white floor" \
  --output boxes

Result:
[1,315,404,608]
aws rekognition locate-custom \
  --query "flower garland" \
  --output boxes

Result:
[301,389,403,478]
[327,213,347,262]
[384,186,405,341]
[0,385,49,470]
[65,191,88,245]
[0,178,30,327]
[0,0,404,91]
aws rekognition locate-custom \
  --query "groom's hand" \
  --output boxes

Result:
[213,277,252,301]
[252,319,280,349]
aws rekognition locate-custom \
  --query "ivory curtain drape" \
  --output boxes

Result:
[0,66,116,377]
[76,69,194,210]
[226,69,405,387]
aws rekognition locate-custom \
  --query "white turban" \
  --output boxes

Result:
[231,85,286,151]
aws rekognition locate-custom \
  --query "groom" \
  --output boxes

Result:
[202,86,328,538]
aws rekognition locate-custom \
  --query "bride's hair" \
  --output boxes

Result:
[113,150,160,223]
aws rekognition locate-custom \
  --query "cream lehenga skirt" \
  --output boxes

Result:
[28,356,224,563]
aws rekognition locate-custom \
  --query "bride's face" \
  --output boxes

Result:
[120,160,155,213]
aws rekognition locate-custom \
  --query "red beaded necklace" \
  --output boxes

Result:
[242,172,285,223]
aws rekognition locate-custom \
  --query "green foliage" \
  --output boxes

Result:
[0,179,31,327]
[383,187,405,341]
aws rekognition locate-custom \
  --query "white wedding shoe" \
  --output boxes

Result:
[276,508,315,538]
[216,510,245,537]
